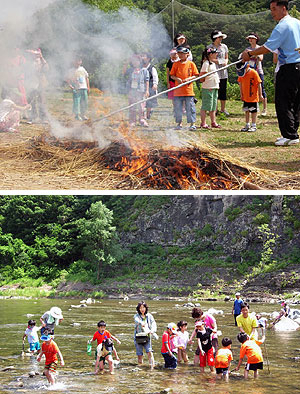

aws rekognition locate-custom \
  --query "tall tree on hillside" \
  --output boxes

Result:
[76,201,117,280]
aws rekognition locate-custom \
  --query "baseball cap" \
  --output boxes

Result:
[176,46,190,54]
[167,323,177,333]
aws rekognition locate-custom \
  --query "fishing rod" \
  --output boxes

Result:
[92,59,241,124]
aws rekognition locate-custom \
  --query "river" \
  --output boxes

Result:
[0,298,299,394]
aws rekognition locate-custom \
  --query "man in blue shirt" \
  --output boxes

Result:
[242,0,300,146]
[232,292,243,326]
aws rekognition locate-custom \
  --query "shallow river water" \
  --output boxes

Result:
[0,299,299,394]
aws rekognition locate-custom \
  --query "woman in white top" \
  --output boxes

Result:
[207,30,229,115]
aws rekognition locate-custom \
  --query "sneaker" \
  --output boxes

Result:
[275,137,299,146]
[220,110,230,116]
[75,115,82,121]
[189,125,197,131]
[82,115,89,120]
[241,125,250,132]
[261,111,267,116]
[248,126,257,132]
[174,124,182,130]
[276,136,284,141]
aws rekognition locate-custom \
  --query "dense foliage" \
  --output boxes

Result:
[0,196,299,291]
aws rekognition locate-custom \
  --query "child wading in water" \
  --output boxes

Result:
[23,319,42,354]
[88,320,121,365]
[199,47,221,129]
[37,334,64,385]
[95,337,115,375]
[195,320,216,373]
[215,337,233,381]
[169,46,199,130]
[161,323,178,369]
[177,320,189,363]
[235,332,264,378]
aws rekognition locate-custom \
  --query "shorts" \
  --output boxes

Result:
[146,88,158,108]
[199,347,215,367]
[99,352,112,364]
[243,101,258,113]
[29,342,41,352]
[218,78,227,101]
[44,362,57,373]
[246,362,263,371]
[134,338,152,356]
[216,367,229,375]
[168,80,176,100]
[201,88,218,111]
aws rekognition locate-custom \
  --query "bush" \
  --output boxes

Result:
[253,213,270,225]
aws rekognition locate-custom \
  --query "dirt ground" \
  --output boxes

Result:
[1,90,300,190]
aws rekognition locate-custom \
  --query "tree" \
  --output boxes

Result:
[82,0,134,11]
[76,201,117,280]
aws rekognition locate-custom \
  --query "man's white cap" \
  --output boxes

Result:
[235,292,241,296]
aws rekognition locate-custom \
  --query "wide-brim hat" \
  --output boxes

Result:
[50,307,63,320]
[212,31,227,40]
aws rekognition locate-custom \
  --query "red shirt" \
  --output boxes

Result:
[92,330,111,345]
[161,331,170,353]
[42,340,59,364]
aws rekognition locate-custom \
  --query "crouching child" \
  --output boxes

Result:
[235,332,264,378]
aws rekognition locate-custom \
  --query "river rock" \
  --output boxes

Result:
[224,296,231,302]
[1,366,15,372]
[26,313,34,318]
[29,371,35,378]
[71,304,87,308]
[71,322,81,327]
[183,303,195,308]
[273,316,299,331]
[207,308,224,315]
[290,309,300,320]
[160,389,173,394]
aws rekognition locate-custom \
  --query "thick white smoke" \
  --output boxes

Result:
[0,0,172,148]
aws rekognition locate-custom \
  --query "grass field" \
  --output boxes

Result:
[0,89,299,190]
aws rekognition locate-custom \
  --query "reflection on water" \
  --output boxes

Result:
[0,299,299,394]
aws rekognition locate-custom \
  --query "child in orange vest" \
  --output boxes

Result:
[215,337,233,380]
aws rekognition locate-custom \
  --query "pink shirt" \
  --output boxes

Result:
[204,314,217,339]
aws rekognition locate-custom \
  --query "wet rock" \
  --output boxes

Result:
[71,322,81,327]
[26,313,34,318]
[71,304,87,308]
[183,302,195,308]
[224,296,231,301]
[273,316,299,331]
[29,371,35,378]
[206,298,217,301]
[16,381,24,387]
[208,308,224,315]
[1,366,15,372]
[160,389,173,394]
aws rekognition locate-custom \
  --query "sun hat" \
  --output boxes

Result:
[167,323,177,333]
[41,335,51,341]
[212,31,227,40]
[50,307,63,320]
[176,46,190,54]
[235,292,241,296]
[195,321,204,328]
[177,35,186,40]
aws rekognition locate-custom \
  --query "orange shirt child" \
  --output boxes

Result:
[215,346,233,369]
[92,330,112,346]
[170,61,199,97]
[42,339,59,364]
[238,68,262,103]
[239,339,263,364]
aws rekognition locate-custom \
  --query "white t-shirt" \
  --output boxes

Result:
[201,61,219,89]
[24,326,39,343]
[177,331,189,349]
[74,66,89,89]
